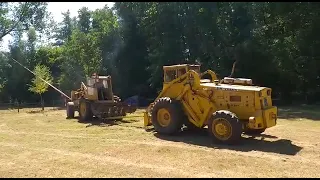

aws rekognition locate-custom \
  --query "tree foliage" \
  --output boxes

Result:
[0,2,49,40]
[28,64,53,110]
[1,2,320,105]
[28,64,53,95]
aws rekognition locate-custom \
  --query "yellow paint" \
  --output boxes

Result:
[211,118,232,140]
[144,64,278,132]
[157,108,171,127]
[144,112,152,127]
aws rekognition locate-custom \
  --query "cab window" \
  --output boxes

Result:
[164,70,177,82]
[189,66,200,74]
[177,68,187,77]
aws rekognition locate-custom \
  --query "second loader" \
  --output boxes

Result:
[144,64,278,145]
[66,73,137,121]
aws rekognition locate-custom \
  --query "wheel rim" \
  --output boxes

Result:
[80,102,86,116]
[157,108,171,127]
[212,118,232,140]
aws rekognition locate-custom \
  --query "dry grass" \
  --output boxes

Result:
[0,106,320,178]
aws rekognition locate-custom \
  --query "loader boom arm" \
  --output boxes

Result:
[145,70,215,127]
[146,70,200,111]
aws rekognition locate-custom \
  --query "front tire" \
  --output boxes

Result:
[151,97,184,135]
[208,110,242,145]
[66,102,75,119]
[79,99,93,121]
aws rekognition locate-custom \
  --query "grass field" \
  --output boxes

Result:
[0,106,320,178]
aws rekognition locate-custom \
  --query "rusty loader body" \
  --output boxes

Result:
[66,74,136,121]
[144,64,277,144]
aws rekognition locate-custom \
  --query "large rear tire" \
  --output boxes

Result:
[151,97,184,135]
[79,99,93,121]
[208,110,242,145]
[66,102,75,119]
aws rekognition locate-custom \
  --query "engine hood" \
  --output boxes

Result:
[200,82,267,92]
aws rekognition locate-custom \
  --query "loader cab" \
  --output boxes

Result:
[163,64,201,83]
[87,74,114,101]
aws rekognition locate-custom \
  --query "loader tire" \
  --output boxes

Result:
[66,102,75,119]
[114,95,121,102]
[208,110,242,145]
[244,128,266,135]
[79,99,93,121]
[151,97,184,135]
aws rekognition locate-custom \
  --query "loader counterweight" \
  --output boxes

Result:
[145,64,278,145]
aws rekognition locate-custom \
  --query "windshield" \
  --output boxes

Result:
[189,66,200,74]
[87,77,95,87]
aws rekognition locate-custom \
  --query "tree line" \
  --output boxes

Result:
[0,2,319,105]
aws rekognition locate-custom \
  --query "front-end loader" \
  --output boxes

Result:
[144,64,277,144]
[66,73,137,121]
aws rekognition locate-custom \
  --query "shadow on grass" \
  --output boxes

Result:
[153,128,302,156]
[278,105,320,121]
[69,116,140,128]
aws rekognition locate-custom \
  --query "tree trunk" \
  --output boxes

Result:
[40,94,44,111]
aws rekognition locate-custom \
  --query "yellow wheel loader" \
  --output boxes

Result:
[66,73,137,121]
[144,64,277,145]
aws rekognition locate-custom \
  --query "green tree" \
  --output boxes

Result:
[1,2,320,105]
[53,10,75,45]
[28,64,53,110]
[0,2,49,41]
[77,7,91,33]
[0,52,9,94]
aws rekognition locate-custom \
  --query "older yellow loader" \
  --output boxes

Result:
[144,64,277,144]
[66,73,137,121]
